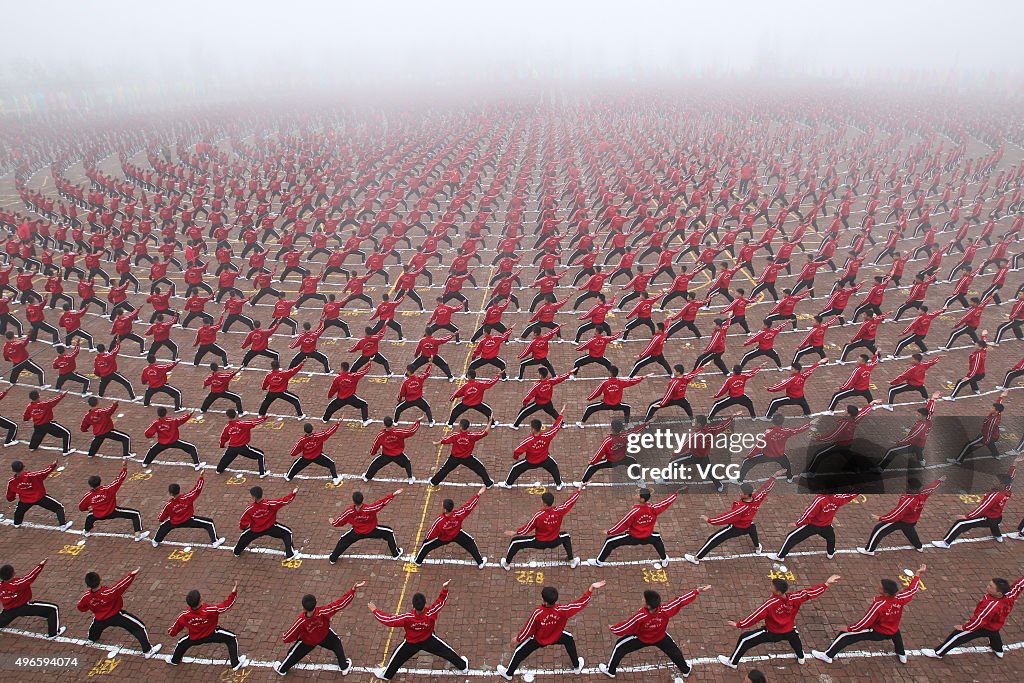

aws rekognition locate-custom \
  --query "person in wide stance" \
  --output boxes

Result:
[167,583,246,669]
[812,565,925,665]
[719,574,840,669]
[497,581,605,680]
[0,560,65,638]
[922,575,1024,660]
[599,586,711,679]
[414,487,487,567]
[369,581,470,680]
[274,583,364,675]
[589,489,676,567]
[77,568,162,658]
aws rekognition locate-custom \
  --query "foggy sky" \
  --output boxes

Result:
[3,0,1022,92]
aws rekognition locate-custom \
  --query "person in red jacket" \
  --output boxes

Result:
[934,462,1018,547]
[468,327,513,378]
[258,361,304,417]
[81,396,132,458]
[813,566,925,664]
[709,365,760,419]
[369,581,469,680]
[858,477,943,554]
[580,367,645,425]
[572,330,619,376]
[769,493,860,560]
[240,320,281,368]
[685,476,781,564]
[414,488,487,566]
[24,389,71,454]
[52,343,90,394]
[952,393,1007,463]
[447,369,500,426]
[877,396,940,471]
[513,368,570,428]
[430,419,494,487]
[217,410,267,476]
[328,489,403,563]
[947,333,989,398]
[288,320,330,372]
[143,407,202,469]
[94,342,136,400]
[79,461,147,540]
[274,583,364,675]
[0,560,64,637]
[719,574,840,669]
[349,326,390,375]
[600,586,711,678]
[152,470,224,548]
[77,569,161,658]
[497,581,604,679]
[142,354,181,411]
[502,488,582,569]
[167,583,245,669]
[6,460,70,528]
[233,485,298,559]
[286,423,341,485]
[201,363,243,414]
[365,417,420,481]
[4,331,44,385]
[590,489,676,567]
[323,361,371,423]
[922,575,1024,659]
[827,353,879,412]
[395,362,434,424]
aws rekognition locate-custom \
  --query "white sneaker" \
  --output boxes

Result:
[495,482,511,489]
[684,554,699,565]
[144,643,163,659]
[898,654,907,664]
[496,665,513,681]
[812,650,832,664]
[921,648,941,659]
[48,625,67,639]
[598,663,615,678]
[767,553,782,561]
[234,655,249,671]
[881,404,894,412]
[555,481,564,491]
[212,537,226,548]
[151,539,159,548]
[135,531,150,542]
[932,540,951,549]
[754,543,763,554]
[500,558,511,571]
[58,521,73,531]
[260,471,270,479]
[587,558,604,567]
[478,557,487,570]
[825,552,835,560]
[332,476,343,486]
[339,658,352,675]
[569,557,581,568]
[372,667,387,680]
[393,548,404,559]
[573,657,585,674]
[856,547,874,556]
[717,655,737,669]
[797,656,806,664]
[995,651,1004,658]
[458,656,469,672]
[194,461,207,471]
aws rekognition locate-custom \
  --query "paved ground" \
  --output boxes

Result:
[0,92,1022,683]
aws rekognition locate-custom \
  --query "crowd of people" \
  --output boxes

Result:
[0,92,1023,678]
